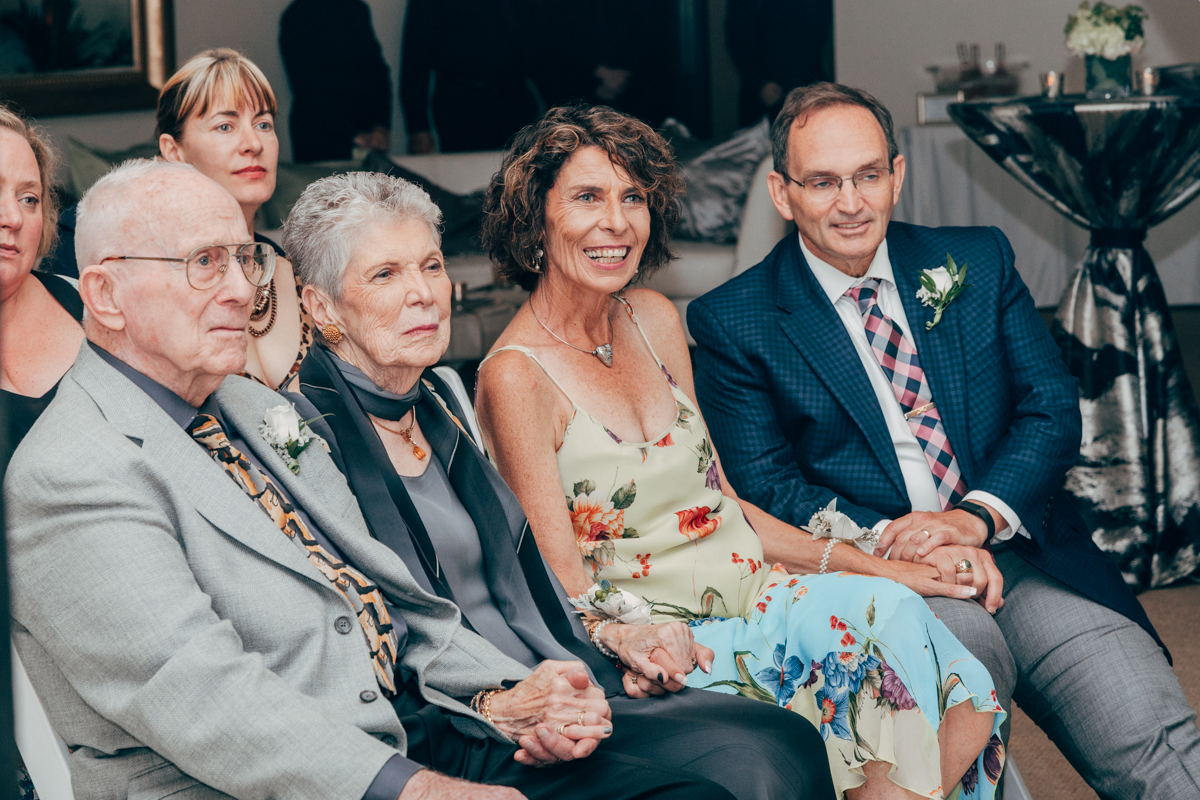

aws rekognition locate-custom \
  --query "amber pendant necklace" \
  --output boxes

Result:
[376,409,427,460]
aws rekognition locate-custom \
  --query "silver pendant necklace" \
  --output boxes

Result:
[530,299,614,368]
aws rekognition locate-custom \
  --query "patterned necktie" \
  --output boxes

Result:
[187,414,399,696]
[845,279,968,510]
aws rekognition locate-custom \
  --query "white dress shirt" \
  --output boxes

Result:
[798,234,1026,542]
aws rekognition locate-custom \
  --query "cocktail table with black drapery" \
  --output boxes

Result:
[948,94,1200,590]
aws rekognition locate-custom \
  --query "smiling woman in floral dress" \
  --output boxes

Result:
[476,104,1004,800]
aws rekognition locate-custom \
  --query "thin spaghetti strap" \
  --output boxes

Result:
[613,292,667,369]
[479,345,582,408]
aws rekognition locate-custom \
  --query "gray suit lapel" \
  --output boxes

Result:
[775,240,908,498]
[70,348,325,586]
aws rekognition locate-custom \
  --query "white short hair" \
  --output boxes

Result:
[283,171,442,300]
[75,159,201,269]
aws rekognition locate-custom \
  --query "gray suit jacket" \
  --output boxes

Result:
[5,344,532,800]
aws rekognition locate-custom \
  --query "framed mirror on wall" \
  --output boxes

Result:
[0,0,174,117]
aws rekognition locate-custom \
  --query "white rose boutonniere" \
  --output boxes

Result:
[259,404,330,474]
[916,252,969,330]
[569,579,653,624]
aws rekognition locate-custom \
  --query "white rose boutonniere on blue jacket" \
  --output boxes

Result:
[916,253,969,330]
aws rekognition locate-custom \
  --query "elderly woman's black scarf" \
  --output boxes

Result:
[329,354,422,422]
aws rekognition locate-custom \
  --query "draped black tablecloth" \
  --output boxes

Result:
[950,95,1200,589]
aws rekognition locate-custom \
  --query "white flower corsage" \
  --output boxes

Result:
[569,579,652,624]
[915,253,968,330]
[800,499,880,553]
[259,404,329,474]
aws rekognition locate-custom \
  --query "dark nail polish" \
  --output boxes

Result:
[657,672,664,682]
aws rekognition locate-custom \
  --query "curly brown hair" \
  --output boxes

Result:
[481,104,683,291]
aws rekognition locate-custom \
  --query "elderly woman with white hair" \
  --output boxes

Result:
[282,171,838,800]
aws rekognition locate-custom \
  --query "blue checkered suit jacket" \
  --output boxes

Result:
[688,221,1159,649]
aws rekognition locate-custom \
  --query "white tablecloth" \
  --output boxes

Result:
[894,124,1200,308]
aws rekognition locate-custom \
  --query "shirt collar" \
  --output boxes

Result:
[89,342,202,428]
[797,233,895,305]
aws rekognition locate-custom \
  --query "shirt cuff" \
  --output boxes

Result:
[363,754,424,800]
[963,491,1028,542]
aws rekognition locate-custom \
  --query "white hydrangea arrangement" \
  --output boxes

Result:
[1065,2,1147,60]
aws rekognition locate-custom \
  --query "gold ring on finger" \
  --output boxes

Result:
[577,710,586,726]
[923,530,931,540]
[555,723,567,736]
[955,559,973,574]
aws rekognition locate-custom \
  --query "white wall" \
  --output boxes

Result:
[34,0,410,175]
[835,0,1200,130]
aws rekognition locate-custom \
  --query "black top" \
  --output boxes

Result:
[280,0,392,163]
[3,273,85,471]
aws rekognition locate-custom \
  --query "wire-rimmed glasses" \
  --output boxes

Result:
[782,167,895,203]
[100,241,276,291]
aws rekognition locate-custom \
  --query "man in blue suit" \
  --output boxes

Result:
[689,83,1200,799]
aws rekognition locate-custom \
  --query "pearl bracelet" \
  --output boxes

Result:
[588,618,619,658]
[819,539,838,574]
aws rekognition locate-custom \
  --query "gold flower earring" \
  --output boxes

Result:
[321,323,342,344]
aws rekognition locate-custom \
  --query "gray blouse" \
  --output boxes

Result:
[400,456,540,667]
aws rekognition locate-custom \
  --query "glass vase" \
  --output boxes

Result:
[1086,54,1132,99]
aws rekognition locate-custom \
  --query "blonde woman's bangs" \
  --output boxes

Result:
[180,58,278,122]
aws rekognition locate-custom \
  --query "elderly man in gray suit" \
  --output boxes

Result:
[4,160,753,800]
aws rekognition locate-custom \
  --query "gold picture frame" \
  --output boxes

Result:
[0,0,174,117]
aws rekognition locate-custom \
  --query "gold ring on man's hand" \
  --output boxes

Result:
[555,723,567,736]
[923,530,931,540]
[955,559,973,574]
[577,710,586,726]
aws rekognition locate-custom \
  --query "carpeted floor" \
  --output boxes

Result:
[1007,580,1200,799]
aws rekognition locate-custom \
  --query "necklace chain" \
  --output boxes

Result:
[529,298,615,368]
[373,409,427,460]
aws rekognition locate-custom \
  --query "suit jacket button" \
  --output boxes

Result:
[335,616,354,634]
[379,734,398,747]
[360,690,378,703]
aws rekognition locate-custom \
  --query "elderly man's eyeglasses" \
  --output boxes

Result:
[100,242,276,291]
[783,168,894,203]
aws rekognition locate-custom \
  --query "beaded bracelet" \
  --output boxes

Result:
[470,688,499,723]
[587,618,620,658]
[818,539,838,574]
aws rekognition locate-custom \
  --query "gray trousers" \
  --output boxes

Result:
[929,548,1200,800]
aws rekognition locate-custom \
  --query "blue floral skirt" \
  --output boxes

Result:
[689,570,1005,800]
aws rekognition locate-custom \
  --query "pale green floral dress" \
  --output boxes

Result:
[483,294,1004,799]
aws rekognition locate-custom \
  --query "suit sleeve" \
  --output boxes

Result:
[280,0,392,134]
[965,227,1083,543]
[399,0,435,135]
[690,296,888,529]
[6,435,404,800]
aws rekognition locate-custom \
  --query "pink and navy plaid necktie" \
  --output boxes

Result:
[846,279,967,510]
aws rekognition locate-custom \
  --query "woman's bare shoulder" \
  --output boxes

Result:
[621,287,690,360]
